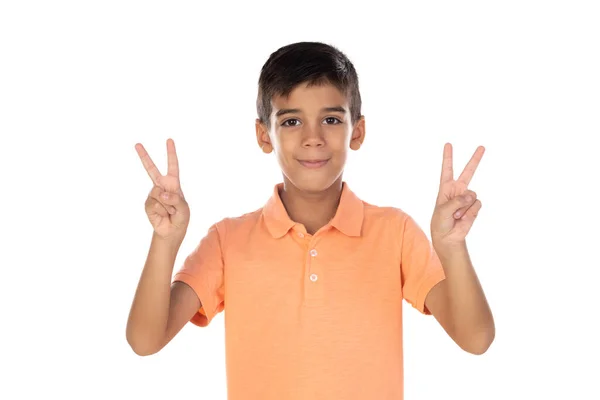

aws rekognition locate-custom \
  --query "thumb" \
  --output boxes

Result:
[445,190,477,216]
[160,191,185,207]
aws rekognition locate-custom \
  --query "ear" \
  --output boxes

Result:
[255,118,273,154]
[349,115,366,151]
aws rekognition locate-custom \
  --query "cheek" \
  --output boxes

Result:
[275,138,294,158]
[269,131,284,152]
[334,150,348,167]
[277,130,299,149]
[330,130,351,151]
[272,135,296,164]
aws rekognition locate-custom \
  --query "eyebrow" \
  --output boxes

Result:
[275,106,347,117]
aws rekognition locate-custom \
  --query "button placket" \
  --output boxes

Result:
[305,238,324,303]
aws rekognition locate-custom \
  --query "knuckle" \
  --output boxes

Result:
[150,186,161,195]
[168,193,181,204]
[149,188,162,201]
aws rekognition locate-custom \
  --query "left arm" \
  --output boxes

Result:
[425,143,495,355]
[425,241,495,355]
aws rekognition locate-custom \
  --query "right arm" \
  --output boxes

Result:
[126,138,200,356]
[126,233,201,356]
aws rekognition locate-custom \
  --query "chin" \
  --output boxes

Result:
[285,172,343,193]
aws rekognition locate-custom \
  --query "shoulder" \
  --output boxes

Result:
[207,206,264,239]
[362,200,411,226]
[360,200,429,242]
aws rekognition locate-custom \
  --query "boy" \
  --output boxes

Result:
[126,42,494,399]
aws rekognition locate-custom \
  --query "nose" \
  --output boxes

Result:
[301,124,325,148]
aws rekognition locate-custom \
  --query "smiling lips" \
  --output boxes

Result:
[298,159,329,169]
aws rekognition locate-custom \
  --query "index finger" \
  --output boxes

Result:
[457,146,485,185]
[135,143,162,186]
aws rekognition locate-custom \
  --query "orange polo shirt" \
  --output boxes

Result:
[173,182,446,400]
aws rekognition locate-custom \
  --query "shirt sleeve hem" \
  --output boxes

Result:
[416,269,446,315]
[172,271,213,327]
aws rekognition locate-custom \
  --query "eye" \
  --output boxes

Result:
[324,117,342,125]
[282,118,300,127]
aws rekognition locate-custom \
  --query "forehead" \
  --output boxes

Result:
[271,82,349,112]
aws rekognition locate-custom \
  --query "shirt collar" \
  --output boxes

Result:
[262,181,364,238]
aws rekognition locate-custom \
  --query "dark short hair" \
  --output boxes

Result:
[256,42,362,129]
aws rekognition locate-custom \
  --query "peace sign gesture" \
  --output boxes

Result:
[430,143,485,248]
[135,138,190,240]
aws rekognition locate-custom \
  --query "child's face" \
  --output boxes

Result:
[256,82,365,193]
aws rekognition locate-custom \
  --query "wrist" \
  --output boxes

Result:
[151,232,184,253]
[433,240,468,260]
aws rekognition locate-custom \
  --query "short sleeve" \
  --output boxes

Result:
[172,222,225,327]
[400,214,446,315]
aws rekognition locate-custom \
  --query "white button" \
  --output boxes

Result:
[298,232,304,238]
[310,274,318,282]
[310,249,318,257]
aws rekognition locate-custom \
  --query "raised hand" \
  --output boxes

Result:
[430,143,485,247]
[135,138,190,240]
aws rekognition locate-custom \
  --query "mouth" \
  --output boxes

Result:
[297,159,330,169]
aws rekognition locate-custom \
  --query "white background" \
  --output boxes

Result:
[1,1,599,399]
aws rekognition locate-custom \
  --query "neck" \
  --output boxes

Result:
[279,178,343,235]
